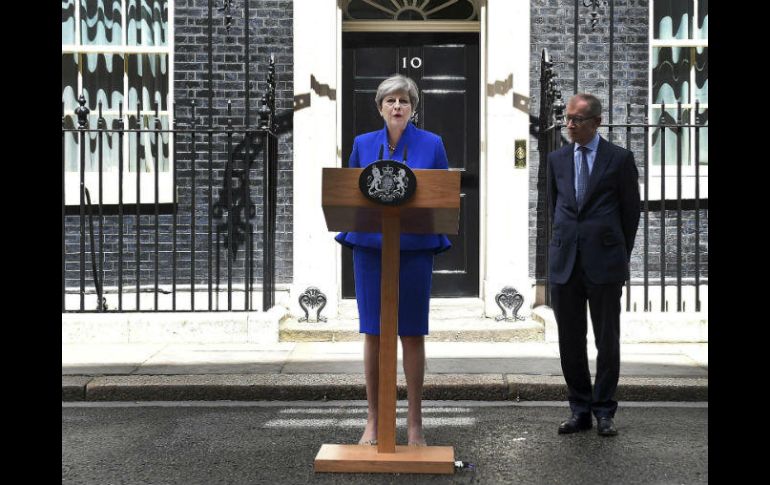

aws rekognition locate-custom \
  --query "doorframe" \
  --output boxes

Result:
[339,29,482,299]
[337,15,486,305]
[291,0,531,320]
[342,20,480,32]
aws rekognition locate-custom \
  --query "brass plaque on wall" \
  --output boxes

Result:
[515,139,527,168]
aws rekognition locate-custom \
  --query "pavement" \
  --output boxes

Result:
[62,341,708,402]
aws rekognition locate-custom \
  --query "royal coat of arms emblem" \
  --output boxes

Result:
[359,160,416,205]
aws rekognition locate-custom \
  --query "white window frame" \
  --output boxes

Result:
[645,0,707,201]
[62,0,175,205]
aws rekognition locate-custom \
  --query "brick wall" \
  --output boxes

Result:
[64,1,294,307]
[527,0,708,284]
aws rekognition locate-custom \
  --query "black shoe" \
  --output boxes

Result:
[596,417,618,436]
[558,414,592,434]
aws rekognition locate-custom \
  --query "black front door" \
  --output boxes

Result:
[341,32,480,297]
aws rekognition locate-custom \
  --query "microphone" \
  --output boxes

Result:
[378,144,384,160]
[402,145,408,163]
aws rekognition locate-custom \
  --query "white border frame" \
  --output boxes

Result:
[62,0,175,206]
[646,0,708,201]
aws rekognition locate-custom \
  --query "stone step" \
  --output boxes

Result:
[279,316,544,342]
[335,298,489,321]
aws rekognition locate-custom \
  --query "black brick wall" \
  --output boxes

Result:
[64,1,294,306]
[63,1,708,307]
[528,0,708,284]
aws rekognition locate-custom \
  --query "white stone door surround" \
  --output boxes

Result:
[291,0,531,320]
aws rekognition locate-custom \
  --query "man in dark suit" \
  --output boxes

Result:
[547,93,640,437]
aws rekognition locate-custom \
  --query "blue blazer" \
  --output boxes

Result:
[547,137,641,285]
[335,122,453,254]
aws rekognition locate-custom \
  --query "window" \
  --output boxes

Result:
[648,0,707,200]
[62,0,173,205]
[340,0,481,21]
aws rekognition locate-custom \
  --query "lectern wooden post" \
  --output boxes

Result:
[315,167,461,474]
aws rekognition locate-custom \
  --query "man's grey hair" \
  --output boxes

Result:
[570,93,602,118]
[375,74,420,111]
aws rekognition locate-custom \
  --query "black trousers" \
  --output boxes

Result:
[550,254,622,418]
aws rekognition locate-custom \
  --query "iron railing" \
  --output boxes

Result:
[62,58,279,313]
[538,48,708,312]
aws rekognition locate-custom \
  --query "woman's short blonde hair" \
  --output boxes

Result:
[375,74,420,111]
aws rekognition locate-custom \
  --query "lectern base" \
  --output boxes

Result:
[314,444,455,474]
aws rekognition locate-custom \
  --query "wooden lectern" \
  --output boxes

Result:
[314,166,461,475]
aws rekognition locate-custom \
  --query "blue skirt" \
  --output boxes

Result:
[353,247,434,336]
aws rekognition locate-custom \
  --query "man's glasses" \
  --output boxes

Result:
[565,115,597,126]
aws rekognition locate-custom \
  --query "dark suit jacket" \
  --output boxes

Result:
[335,122,452,254]
[547,137,641,285]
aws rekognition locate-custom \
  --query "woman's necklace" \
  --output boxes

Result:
[388,143,396,153]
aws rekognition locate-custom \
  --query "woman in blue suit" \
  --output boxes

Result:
[335,74,452,447]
